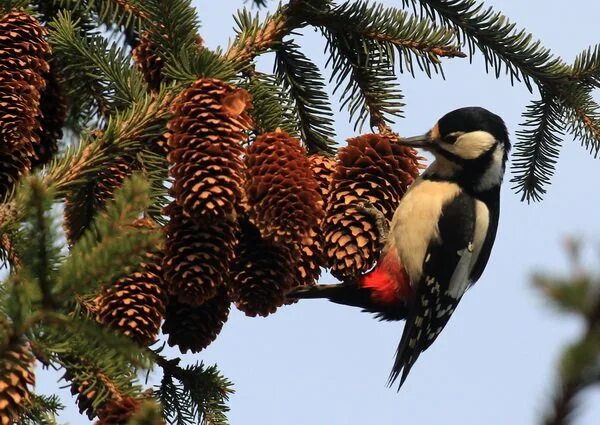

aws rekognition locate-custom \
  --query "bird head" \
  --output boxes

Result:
[398,107,510,191]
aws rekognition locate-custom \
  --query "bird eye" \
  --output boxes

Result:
[444,134,458,144]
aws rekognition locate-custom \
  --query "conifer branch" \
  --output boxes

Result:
[244,71,299,137]
[560,90,600,157]
[401,0,570,89]
[274,41,336,152]
[305,1,464,63]
[510,95,563,202]
[20,394,64,425]
[57,0,150,27]
[56,176,160,298]
[49,11,147,116]
[154,351,233,425]
[226,4,301,66]
[322,27,404,131]
[570,45,600,88]
[15,178,62,310]
[0,0,31,13]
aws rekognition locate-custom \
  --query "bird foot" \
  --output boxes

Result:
[353,201,390,247]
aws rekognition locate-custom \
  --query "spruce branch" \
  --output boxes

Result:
[56,175,160,299]
[142,0,200,59]
[163,47,236,85]
[20,394,64,425]
[305,1,464,72]
[274,41,336,152]
[57,0,149,27]
[322,27,404,131]
[154,351,233,425]
[49,11,147,117]
[226,4,301,67]
[244,71,299,137]
[44,88,172,199]
[15,177,62,310]
[401,0,570,89]
[560,90,600,157]
[570,45,600,88]
[510,95,564,202]
[0,0,31,13]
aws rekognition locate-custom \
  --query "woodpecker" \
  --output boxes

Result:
[289,106,510,389]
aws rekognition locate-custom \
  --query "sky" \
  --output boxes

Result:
[37,1,600,424]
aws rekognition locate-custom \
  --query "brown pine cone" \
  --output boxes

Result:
[95,396,141,425]
[308,153,337,210]
[162,202,237,305]
[324,133,420,280]
[162,288,230,354]
[0,339,35,425]
[245,130,323,246]
[0,143,31,201]
[230,220,296,317]
[0,11,50,198]
[31,65,67,167]
[95,253,167,346]
[294,226,323,288]
[63,154,134,244]
[61,366,95,419]
[167,78,252,220]
[132,32,164,91]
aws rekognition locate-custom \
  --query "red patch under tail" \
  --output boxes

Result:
[360,251,411,306]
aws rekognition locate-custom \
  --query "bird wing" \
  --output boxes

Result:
[469,190,500,283]
[388,192,475,389]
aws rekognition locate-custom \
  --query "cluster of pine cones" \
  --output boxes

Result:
[0,15,421,424]
[87,76,421,359]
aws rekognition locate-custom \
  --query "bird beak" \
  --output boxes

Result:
[397,133,434,149]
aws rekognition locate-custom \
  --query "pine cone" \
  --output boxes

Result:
[308,153,337,210]
[167,78,252,220]
[245,130,323,246]
[95,396,141,425]
[162,288,230,354]
[132,32,163,91]
[31,65,67,167]
[324,133,420,280]
[0,11,50,198]
[231,220,296,317]
[0,143,31,200]
[294,226,323,288]
[163,202,237,305]
[61,365,95,419]
[0,339,35,425]
[95,252,167,346]
[63,154,134,244]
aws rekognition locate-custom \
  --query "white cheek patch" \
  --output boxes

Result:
[441,131,497,160]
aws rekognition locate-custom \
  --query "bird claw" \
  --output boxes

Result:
[353,201,390,247]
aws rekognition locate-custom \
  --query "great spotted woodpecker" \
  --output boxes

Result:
[289,107,510,389]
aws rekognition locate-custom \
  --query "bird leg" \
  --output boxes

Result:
[353,201,390,247]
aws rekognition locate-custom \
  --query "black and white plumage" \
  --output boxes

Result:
[388,106,510,388]
[290,106,510,390]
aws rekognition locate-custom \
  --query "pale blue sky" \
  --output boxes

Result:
[39,1,600,424]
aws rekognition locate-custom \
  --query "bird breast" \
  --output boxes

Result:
[387,179,462,285]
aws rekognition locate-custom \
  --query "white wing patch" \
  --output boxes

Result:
[448,200,490,299]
